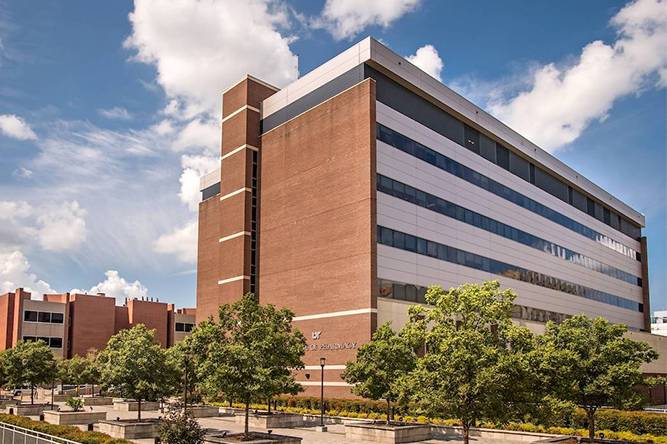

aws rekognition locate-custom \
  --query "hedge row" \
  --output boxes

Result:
[0,414,130,444]
[271,397,667,436]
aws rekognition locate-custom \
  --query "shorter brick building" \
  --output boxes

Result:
[0,288,195,358]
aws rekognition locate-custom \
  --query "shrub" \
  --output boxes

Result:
[65,397,83,412]
[159,408,205,444]
[0,413,130,444]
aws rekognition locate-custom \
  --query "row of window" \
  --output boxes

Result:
[377,278,570,323]
[22,336,63,348]
[175,322,195,332]
[377,225,641,312]
[368,65,641,240]
[23,310,64,324]
[377,174,641,286]
[377,124,640,260]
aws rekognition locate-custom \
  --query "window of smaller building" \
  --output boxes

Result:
[23,311,38,322]
[22,336,36,342]
[38,312,51,323]
[184,323,194,332]
[49,337,63,348]
[51,313,64,324]
[38,337,49,344]
[175,322,185,332]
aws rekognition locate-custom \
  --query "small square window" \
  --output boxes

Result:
[38,312,51,323]
[24,311,38,322]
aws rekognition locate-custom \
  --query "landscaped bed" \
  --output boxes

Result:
[345,421,431,444]
[0,413,131,443]
[94,418,161,440]
[204,431,302,443]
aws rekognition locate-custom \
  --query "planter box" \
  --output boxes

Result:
[205,432,302,444]
[43,410,107,425]
[0,399,18,408]
[345,423,431,444]
[5,404,49,416]
[82,396,114,406]
[113,400,160,411]
[432,425,565,443]
[187,405,220,418]
[235,412,305,429]
[94,419,161,439]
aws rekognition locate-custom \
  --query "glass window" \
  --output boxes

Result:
[24,311,38,322]
[51,313,64,324]
[534,168,568,202]
[509,153,530,181]
[23,336,36,342]
[464,125,480,154]
[496,145,509,170]
[175,323,185,332]
[184,323,194,332]
[38,312,51,323]
[49,337,63,348]
[479,134,496,163]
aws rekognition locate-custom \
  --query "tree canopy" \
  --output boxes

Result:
[534,315,658,440]
[189,293,306,438]
[342,322,416,423]
[2,340,57,404]
[96,324,178,420]
[399,281,535,444]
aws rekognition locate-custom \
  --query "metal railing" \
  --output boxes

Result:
[0,422,80,444]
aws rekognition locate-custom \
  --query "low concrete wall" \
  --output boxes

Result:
[112,400,160,411]
[82,396,114,406]
[345,423,431,444]
[43,410,107,425]
[235,412,305,429]
[95,420,161,439]
[6,404,49,416]
[0,399,19,408]
[187,405,220,418]
[205,432,302,444]
[432,425,564,443]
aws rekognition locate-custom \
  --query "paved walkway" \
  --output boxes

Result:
[26,401,532,444]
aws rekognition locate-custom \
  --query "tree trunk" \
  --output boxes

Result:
[463,422,470,444]
[138,398,142,421]
[386,399,391,425]
[92,384,95,397]
[267,398,271,414]
[30,385,34,405]
[244,401,250,439]
[587,408,596,441]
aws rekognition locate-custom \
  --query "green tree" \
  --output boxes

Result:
[399,281,534,444]
[192,293,306,439]
[159,407,205,444]
[3,340,57,404]
[342,322,416,423]
[96,324,177,420]
[535,315,658,440]
[58,352,101,397]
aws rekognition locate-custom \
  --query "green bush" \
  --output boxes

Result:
[0,414,130,444]
[65,397,83,412]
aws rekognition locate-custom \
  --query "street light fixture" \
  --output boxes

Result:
[319,357,326,430]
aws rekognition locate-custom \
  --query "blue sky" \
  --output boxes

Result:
[0,0,665,312]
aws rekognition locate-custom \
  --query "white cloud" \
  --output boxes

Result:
[154,221,197,264]
[124,0,299,119]
[486,0,667,152]
[0,114,37,141]
[179,154,219,211]
[172,118,219,153]
[0,251,55,296]
[36,201,87,252]
[98,107,132,120]
[314,0,420,40]
[406,44,443,81]
[13,167,33,178]
[71,270,148,302]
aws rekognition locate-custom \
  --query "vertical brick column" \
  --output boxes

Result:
[216,76,277,307]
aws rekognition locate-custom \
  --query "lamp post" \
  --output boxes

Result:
[318,357,326,431]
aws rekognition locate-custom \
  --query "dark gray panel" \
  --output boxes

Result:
[262,64,366,133]
[571,188,587,212]
[480,134,496,163]
[509,152,530,181]
[534,167,568,202]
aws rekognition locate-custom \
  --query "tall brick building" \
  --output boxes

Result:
[0,288,195,358]
[197,38,662,397]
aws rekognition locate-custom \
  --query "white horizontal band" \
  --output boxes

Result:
[221,144,258,161]
[303,365,347,370]
[217,275,250,285]
[220,187,251,201]
[222,74,279,95]
[293,308,377,321]
[297,381,352,387]
[219,231,251,243]
[222,105,260,123]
